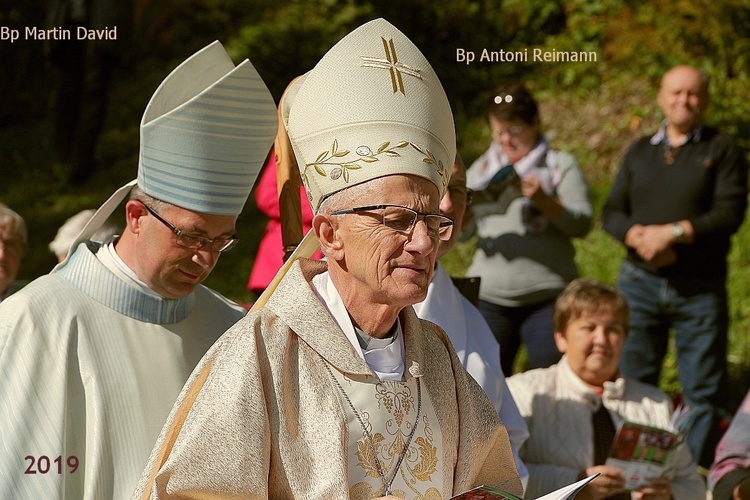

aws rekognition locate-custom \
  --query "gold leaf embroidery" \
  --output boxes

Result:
[356,433,385,479]
[305,140,446,186]
[410,436,438,481]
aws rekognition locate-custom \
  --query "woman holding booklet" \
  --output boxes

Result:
[507,279,705,499]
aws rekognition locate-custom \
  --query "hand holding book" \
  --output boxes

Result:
[604,404,695,492]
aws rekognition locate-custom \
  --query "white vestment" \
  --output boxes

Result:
[0,242,245,500]
[413,263,530,491]
[132,259,522,499]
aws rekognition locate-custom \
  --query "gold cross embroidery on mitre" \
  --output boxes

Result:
[361,37,423,95]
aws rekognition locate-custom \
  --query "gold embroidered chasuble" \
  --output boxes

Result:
[134,259,522,499]
[330,368,447,499]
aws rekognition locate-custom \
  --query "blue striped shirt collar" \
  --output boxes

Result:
[650,120,703,146]
[54,242,195,324]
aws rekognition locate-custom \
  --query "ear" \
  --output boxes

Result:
[314,213,344,260]
[554,330,567,354]
[124,200,148,236]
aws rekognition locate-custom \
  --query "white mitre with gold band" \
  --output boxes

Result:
[58,41,277,265]
[285,18,455,213]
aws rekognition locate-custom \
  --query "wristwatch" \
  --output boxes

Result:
[671,223,684,242]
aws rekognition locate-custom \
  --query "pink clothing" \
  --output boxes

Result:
[247,153,321,293]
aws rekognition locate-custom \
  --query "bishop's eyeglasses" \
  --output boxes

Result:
[330,204,454,241]
[142,203,239,253]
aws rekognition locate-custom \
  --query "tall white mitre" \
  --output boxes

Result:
[58,41,277,267]
[283,18,456,214]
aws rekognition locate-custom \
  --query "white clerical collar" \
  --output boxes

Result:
[311,271,405,381]
[97,239,163,298]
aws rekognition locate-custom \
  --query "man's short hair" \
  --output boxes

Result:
[129,186,173,213]
[0,203,28,252]
[553,278,630,334]
[317,177,386,215]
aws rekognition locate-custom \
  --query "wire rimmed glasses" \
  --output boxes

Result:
[330,204,454,241]
[142,203,239,253]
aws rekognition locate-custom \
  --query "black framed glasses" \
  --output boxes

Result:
[142,203,239,253]
[330,204,454,241]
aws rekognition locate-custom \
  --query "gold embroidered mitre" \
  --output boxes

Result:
[284,18,455,212]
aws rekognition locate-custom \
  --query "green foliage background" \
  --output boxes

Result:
[1,0,748,411]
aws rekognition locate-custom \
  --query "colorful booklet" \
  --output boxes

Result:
[605,406,694,491]
[451,473,599,500]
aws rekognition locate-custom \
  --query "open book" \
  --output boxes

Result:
[451,473,599,500]
[604,405,695,491]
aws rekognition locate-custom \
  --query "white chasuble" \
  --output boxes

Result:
[328,368,448,499]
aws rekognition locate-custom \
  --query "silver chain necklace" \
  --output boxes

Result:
[322,359,422,496]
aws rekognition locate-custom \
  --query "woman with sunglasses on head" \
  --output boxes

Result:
[465,82,593,377]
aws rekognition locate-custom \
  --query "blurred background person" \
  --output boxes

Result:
[507,279,704,500]
[0,203,27,302]
[49,208,120,263]
[709,388,750,500]
[465,82,593,376]
[601,65,748,469]
[247,148,322,297]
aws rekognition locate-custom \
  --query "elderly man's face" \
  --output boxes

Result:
[554,310,626,389]
[128,203,237,299]
[658,66,708,134]
[0,224,23,294]
[336,175,441,309]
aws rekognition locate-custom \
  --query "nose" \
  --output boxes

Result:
[494,132,512,144]
[592,326,607,344]
[191,246,219,270]
[404,218,437,255]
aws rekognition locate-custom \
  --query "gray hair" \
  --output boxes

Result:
[0,203,28,252]
[129,186,174,212]
[317,177,388,215]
